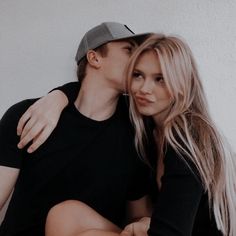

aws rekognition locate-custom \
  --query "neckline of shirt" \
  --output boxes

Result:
[69,103,117,126]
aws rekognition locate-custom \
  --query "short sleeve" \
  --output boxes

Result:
[0,99,35,168]
[148,146,204,236]
[49,82,81,104]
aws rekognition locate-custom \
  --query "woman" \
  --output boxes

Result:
[125,34,236,236]
[16,34,236,236]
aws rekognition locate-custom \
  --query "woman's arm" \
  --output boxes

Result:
[148,146,204,236]
[17,82,79,153]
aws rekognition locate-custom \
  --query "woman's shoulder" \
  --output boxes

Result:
[163,144,203,185]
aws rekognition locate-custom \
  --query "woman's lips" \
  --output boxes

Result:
[135,95,154,106]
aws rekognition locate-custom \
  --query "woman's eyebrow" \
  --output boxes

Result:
[133,68,163,77]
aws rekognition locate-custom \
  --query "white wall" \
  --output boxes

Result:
[1,0,236,222]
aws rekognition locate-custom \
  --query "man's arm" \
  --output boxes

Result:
[0,166,19,210]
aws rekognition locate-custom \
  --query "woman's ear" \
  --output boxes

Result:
[86,50,101,69]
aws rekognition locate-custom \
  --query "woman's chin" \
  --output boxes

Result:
[136,107,154,117]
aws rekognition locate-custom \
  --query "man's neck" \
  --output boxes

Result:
[74,75,121,121]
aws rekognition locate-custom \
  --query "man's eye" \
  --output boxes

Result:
[125,47,133,53]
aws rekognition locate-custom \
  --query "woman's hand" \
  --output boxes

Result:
[120,217,150,236]
[17,90,68,153]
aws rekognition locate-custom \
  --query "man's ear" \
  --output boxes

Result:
[86,50,101,69]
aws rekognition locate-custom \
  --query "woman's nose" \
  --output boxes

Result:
[140,80,153,94]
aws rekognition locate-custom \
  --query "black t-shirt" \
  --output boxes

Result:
[0,96,150,236]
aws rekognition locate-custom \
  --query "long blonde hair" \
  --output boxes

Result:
[126,34,236,236]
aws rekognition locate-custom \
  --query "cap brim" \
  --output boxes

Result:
[110,32,151,44]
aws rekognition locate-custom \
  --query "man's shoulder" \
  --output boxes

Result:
[0,98,40,169]
[1,98,39,125]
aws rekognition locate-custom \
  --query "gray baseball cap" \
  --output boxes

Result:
[75,22,150,63]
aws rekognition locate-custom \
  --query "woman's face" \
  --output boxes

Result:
[131,50,172,122]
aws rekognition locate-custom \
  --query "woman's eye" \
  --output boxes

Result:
[132,72,143,79]
[155,76,164,83]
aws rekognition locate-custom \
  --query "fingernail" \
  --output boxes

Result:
[28,148,33,153]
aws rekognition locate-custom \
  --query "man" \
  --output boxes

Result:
[0,22,151,236]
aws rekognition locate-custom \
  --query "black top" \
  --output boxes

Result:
[147,145,222,236]
[57,82,222,236]
[0,95,150,236]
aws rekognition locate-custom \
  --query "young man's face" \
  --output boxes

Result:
[100,39,137,92]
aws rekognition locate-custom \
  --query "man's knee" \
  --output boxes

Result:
[46,200,86,236]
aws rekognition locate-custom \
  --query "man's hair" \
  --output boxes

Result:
[76,44,109,82]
